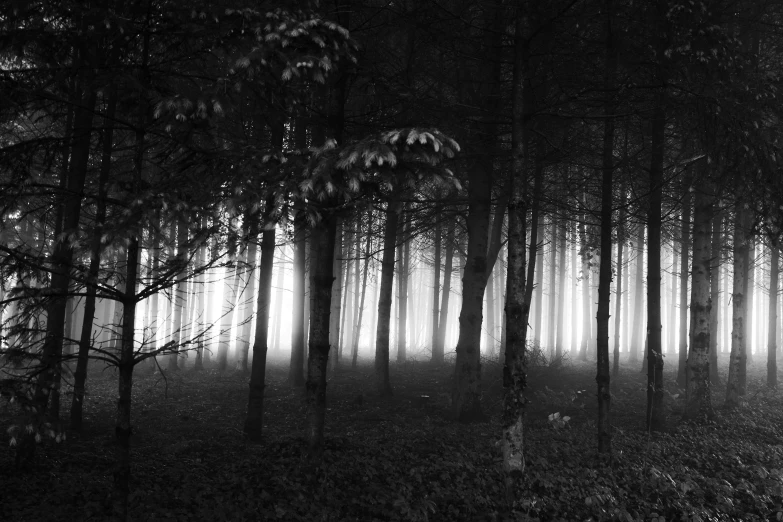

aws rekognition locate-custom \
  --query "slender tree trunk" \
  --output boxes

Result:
[289,205,307,385]
[547,220,558,357]
[237,217,258,373]
[329,220,344,370]
[486,267,496,356]
[244,197,277,441]
[112,235,139,520]
[555,220,567,360]
[502,9,529,497]
[596,0,615,452]
[727,207,750,408]
[678,195,691,388]
[434,220,455,362]
[352,212,372,367]
[613,182,626,377]
[305,212,338,457]
[533,220,545,347]
[769,243,779,388]
[646,16,667,429]
[271,256,285,353]
[747,238,755,364]
[684,183,714,419]
[709,212,722,382]
[168,217,189,371]
[579,215,591,361]
[669,247,677,355]
[70,84,116,431]
[193,220,207,371]
[432,214,442,354]
[217,220,239,372]
[35,61,97,416]
[375,201,400,396]
[630,226,645,362]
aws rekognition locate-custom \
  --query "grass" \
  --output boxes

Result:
[1,351,782,521]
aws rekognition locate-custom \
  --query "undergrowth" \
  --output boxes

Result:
[1,355,782,521]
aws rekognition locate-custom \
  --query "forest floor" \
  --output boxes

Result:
[2,351,783,521]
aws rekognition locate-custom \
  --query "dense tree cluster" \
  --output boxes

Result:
[2,0,783,518]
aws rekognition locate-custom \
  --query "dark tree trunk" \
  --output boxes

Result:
[630,226,645,362]
[709,212,722,382]
[243,196,277,442]
[432,214,442,354]
[727,207,750,408]
[433,220,455,363]
[329,220,344,370]
[613,182,626,377]
[168,217,189,371]
[596,0,615,453]
[305,212,338,457]
[70,83,116,431]
[533,220,545,347]
[683,183,714,420]
[547,219,558,358]
[352,211,372,367]
[375,201,400,396]
[579,214,591,361]
[555,220,567,360]
[289,204,307,385]
[678,193,691,388]
[769,242,779,388]
[237,217,259,373]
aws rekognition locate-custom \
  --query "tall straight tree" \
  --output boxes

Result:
[684,179,715,419]
[768,241,779,388]
[709,212,722,382]
[396,209,410,362]
[678,192,691,388]
[433,219,455,363]
[630,225,645,362]
[726,207,750,408]
[375,199,401,396]
[596,0,616,454]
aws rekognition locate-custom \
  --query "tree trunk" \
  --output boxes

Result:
[305,212,338,457]
[432,215,442,354]
[70,83,116,431]
[555,220,567,360]
[34,63,97,416]
[168,217,189,371]
[289,205,307,385]
[630,226,645,362]
[596,0,615,452]
[270,254,286,353]
[502,9,529,498]
[678,194,691,388]
[746,238,755,364]
[613,182,626,377]
[579,215,591,361]
[669,247,677,355]
[684,184,714,420]
[217,220,239,372]
[375,201,400,396]
[434,220,455,362]
[237,217,259,373]
[533,220,545,347]
[352,211,372,367]
[646,33,666,430]
[112,235,139,520]
[709,212,722,383]
[329,220,344,370]
[727,207,750,408]
[547,220,558,358]
[769,243,779,388]
[243,197,277,442]
[193,219,207,371]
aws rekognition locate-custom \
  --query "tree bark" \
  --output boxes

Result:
[289,204,307,385]
[769,242,778,388]
[678,194,691,388]
[596,0,615,452]
[533,220,545,347]
[684,183,714,420]
[726,207,750,408]
[237,217,259,373]
[305,212,338,457]
[709,212,722,382]
[243,196,277,441]
[579,214,591,361]
[217,219,240,372]
[70,83,116,431]
[168,217,189,371]
[352,211,372,367]
[613,182,626,377]
[329,220,344,369]
[630,226,645,362]
[432,214,442,354]
[375,201,400,396]
[555,220,567,360]
[547,220,558,357]
[434,219,455,362]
